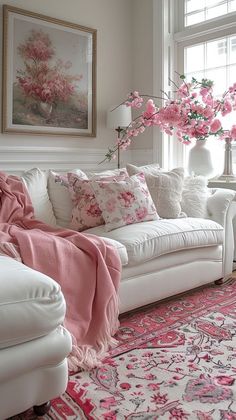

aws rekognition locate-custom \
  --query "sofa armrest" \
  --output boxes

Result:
[207,188,236,276]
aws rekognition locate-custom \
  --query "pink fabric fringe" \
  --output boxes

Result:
[0,171,121,370]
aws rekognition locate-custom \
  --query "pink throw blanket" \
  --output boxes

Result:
[0,172,121,370]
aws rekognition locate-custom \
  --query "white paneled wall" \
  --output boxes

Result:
[0,146,153,174]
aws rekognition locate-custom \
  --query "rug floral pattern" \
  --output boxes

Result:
[12,280,236,419]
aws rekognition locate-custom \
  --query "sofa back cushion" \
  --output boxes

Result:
[48,169,87,227]
[21,168,57,226]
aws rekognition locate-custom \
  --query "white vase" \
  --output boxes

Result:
[38,101,52,118]
[187,139,214,178]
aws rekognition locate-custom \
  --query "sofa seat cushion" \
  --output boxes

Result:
[0,256,66,349]
[85,218,224,266]
[100,237,128,266]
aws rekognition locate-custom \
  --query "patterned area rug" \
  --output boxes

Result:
[12,279,236,419]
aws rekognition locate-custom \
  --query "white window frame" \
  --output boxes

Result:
[170,0,236,168]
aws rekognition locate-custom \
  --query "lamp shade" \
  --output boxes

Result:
[107,104,132,129]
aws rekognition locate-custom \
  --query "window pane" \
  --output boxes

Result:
[230,36,236,64]
[185,0,236,26]
[185,71,205,81]
[206,4,228,19]
[206,38,227,69]
[185,0,205,13]
[186,11,205,26]
[185,44,204,72]
[229,63,236,85]
[229,0,236,11]
[205,67,227,94]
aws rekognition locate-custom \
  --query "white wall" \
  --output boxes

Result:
[0,0,135,171]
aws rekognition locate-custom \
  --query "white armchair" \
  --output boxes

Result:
[0,256,72,419]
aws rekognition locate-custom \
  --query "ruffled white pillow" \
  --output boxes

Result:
[181,176,209,218]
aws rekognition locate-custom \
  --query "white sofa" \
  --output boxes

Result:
[1,167,236,418]
[20,167,236,313]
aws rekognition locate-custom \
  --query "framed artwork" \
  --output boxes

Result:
[2,5,97,137]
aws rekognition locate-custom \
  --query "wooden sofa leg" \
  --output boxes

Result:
[33,401,50,416]
[215,278,224,285]
[215,274,233,285]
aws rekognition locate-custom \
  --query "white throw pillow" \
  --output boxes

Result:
[48,169,88,227]
[126,163,160,176]
[85,168,128,178]
[90,172,159,231]
[181,176,209,218]
[143,168,185,219]
[21,168,57,226]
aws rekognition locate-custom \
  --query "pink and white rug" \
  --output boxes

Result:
[12,279,236,419]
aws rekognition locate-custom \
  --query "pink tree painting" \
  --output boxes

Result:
[13,29,87,129]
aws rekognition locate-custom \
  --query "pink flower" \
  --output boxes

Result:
[210,119,222,133]
[105,198,117,213]
[126,364,135,369]
[214,375,235,386]
[124,214,136,225]
[126,91,143,108]
[177,82,191,98]
[151,392,168,405]
[135,206,148,220]
[145,373,156,380]
[229,82,236,92]
[120,382,131,390]
[230,125,236,139]
[103,411,117,420]
[100,397,117,410]
[200,87,210,97]
[158,102,182,125]
[118,191,135,207]
[87,203,102,217]
[169,407,188,419]
[148,383,160,390]
[222,99,232,116]
[143,99,158,121]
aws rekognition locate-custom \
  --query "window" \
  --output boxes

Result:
[174,0,236,172]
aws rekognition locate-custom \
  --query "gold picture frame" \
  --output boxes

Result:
[2,5,97,137]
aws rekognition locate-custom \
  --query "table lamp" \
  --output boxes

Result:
[107,104,132,168]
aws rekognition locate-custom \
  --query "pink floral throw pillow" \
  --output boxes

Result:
[90,172,159,231]
[67,172,127,231]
